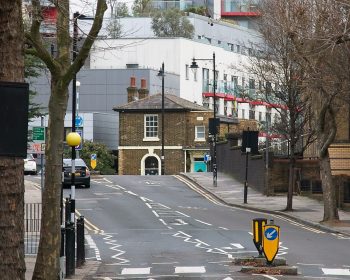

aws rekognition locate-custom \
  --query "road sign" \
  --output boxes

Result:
[90,153,97,169]
[252,218,267,256]
[75,130,83,150]
[262,224,280,264]
[75,115,83,127]
[33,127,45,141]
[204,154,211,162]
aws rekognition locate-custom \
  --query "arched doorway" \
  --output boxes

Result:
[144,156,159,175]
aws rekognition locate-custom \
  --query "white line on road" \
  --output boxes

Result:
[175,211,190,217]
[175,266,206,273]
[125,191,138,196]
[159,218,167,226]
[195,219,212,226]
[140,196,153,202]
[322,268,350,275]
[152,210,159,217]
[230,243,244,249]
[121,267,151,275]
[258,275,279,280]
[145,203,152,209]
[85,235,101,261]
[219,227,229,230]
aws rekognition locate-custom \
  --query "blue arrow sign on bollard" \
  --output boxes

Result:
[75,115,83,127]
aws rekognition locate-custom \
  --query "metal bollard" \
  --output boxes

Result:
[65,197,71,223]
[76,216,85,267]
[65,221,75,277]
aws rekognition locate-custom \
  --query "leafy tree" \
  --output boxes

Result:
[63,141,116,174]
[107,0,129,17]
[151,8,194,39]
[0,2,26,279]
[25,54,45,120]
[107,17,122,38]
[184,6,207,16]
[132,0,153,17]
[25,0,107,278]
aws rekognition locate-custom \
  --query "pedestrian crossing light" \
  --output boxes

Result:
[66,132,81,147]
[252,218,267,256]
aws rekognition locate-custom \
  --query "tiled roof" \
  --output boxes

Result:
[113,94,211,112]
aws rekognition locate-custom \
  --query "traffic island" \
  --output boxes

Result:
[232,256,298,275]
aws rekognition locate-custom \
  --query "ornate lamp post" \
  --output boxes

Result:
[190,52,218,187]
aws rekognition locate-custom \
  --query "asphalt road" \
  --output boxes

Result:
[26,174,350,279]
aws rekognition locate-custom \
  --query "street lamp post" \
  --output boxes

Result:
[157,63,165,175]
[190,52,218,187]
[70,12,94,220]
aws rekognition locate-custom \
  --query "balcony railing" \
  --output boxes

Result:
[151,1,194,11]
[202,79,262,100]
[222,0,260,14]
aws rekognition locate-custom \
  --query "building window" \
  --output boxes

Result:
[144,114,158,140]
[194,69,197,81]
[195,126,205,141]
[185,64,189,80]
[242,109,246,119]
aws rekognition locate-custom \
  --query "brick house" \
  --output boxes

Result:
[114,90,215,175]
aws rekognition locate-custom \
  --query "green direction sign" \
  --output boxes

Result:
[33,127,45,142]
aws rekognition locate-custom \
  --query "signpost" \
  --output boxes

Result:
[262,223,280,264]
[31,126,45,154]
[75,115,83,127]
[90,154,97,170]
[75,129,83,151]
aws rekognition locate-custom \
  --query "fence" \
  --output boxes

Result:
[25,203,41,254]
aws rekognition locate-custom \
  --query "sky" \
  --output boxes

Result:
[70,0,134,18]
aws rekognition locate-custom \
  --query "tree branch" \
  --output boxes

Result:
[26,0,58,75]
[64,0,107,82]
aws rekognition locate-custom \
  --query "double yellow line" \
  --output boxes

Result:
[173,175,223,206]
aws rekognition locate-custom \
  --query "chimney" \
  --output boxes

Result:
[127,76,138,102]
[138,78,149,99]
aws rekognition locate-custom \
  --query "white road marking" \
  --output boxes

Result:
[219,227,229,230]
[94,192,121,195]
[248,232,253,236]
[125,191,138,196]
[159,218,167,226]
[260,275,279,280]
[152,262,179,265]
[175,211,190,217]
[173,219,188,225]
[102,233,129,265]
[195,219,212,226]
[85,235,101,261]
[115,185,126,190]
[121,267,151,275]
[140,196,153,202]
[145,203,152,209]
[222,277,234,280]
[175,266,206,273]
[152,210,159,217]
[230,243,244,249]
[322,268,350,275]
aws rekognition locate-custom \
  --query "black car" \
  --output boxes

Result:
[63,158,90,188]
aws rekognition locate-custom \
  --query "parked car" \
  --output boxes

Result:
[24,154,37,175]
[62,158,90,188]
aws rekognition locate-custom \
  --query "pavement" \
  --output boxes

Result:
[24,172,350,279]
[182,172,350,236]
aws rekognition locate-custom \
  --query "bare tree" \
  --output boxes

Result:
[25,0,107,278]
[248,0,315,210]
[0,2,26,279]
[261,0,350,221]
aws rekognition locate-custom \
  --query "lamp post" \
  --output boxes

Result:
[190,52,218,187]
[70,12,94,219]
[157,63,165,175]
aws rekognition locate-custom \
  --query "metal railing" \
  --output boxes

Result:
[25,203,42,254]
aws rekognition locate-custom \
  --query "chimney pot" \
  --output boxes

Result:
[141,78,147,89]
[130,76,136,87]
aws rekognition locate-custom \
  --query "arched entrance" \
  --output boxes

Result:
[144,156,159,175]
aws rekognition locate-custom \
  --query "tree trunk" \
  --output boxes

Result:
[320,152,339,222]
[286,157,295,211]
[0,1,26,279]
[33,80,68,279]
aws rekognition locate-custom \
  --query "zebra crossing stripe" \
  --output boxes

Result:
[121,267,151,275]
[175,266,206,273]
[322,268,350,275]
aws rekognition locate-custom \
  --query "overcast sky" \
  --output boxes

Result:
[70,0,134,18]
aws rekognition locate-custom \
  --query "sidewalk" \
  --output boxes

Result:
[24,180,100,280]
[182,172,350,236]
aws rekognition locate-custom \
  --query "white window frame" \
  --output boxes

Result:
[195,125,206,141]
[144,114,159,141]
